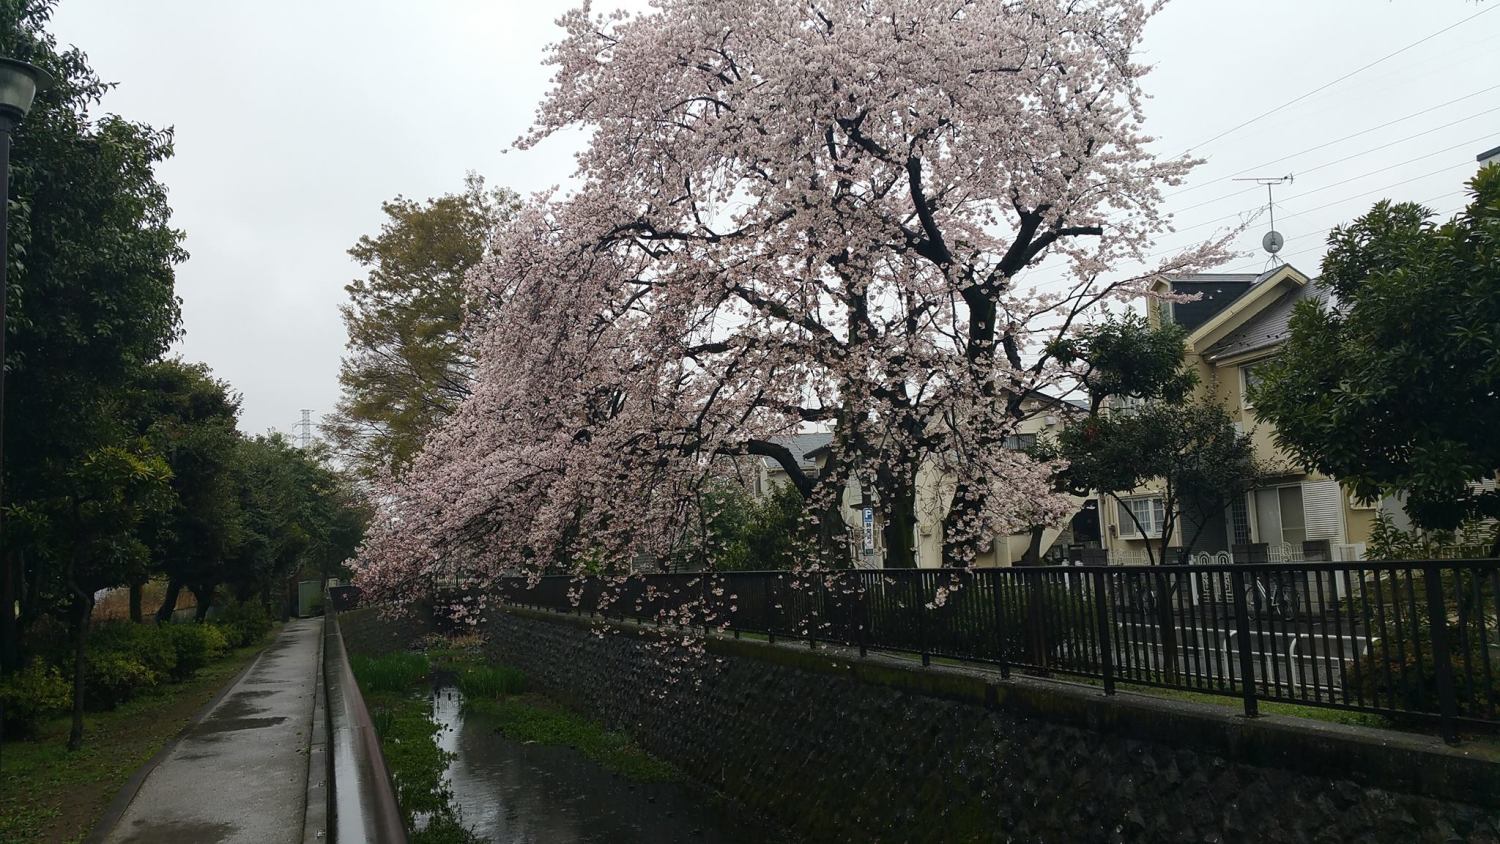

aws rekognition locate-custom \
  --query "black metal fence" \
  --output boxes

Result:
[495,560,1500,742]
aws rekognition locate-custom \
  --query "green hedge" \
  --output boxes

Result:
[2,616,264,727]
[212,601,273,648]
[0,663,71,736]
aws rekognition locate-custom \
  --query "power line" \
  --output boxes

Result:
[1177,4,1498,156]
[1169,134,1491,218]
[1168,96,1500,199]
[1020,185,1470,293]
[1214,193,1468,275]
[1027,159,1476,289]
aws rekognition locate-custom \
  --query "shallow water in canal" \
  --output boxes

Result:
[428,687,782,844]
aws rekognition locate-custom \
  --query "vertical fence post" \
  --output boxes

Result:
[1229,567,1259,718]
[766,574,776,644]
[916,573,930,667]
[856,575,868,658]
[701,573,711,637]
[809,576,819,650]
[991,572,1010,679]
[1092,569,1115,696]
[1423,563,1460,745]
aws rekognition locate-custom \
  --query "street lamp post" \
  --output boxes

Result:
[0,56,50,679]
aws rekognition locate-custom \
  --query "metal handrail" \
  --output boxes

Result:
[324,613,407,844]
[480,559,1500,744]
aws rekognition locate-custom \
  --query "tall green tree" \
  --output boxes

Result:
[1011,313,1199,565]
[1,0,184,671]
[229,434,367,615]
[1058,401,1258,566]
[1253,166,1500,550]
[51,441,173,749]
[125,361,243,623]
[1048,312,1196,415]
[324,174,517,481]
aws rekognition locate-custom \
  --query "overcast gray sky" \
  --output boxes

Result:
[48,1,1500,438]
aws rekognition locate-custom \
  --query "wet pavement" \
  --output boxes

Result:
[430,686,781,843]
[99,618,322,844]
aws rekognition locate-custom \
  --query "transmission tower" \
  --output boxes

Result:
[297,409,313,449]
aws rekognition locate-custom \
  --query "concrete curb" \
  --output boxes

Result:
[302,617,330,843]
[84,632,276,844]
[324,612,407,844]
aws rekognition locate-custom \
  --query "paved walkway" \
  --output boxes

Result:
[100,618,322,844]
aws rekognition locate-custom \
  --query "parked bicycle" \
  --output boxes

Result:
[1112,568,1180,615]
[1245,571,1299,622]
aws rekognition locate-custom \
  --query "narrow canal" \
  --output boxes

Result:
[427,686,782,843]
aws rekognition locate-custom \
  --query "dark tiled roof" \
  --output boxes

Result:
[1204,279,1328,360]
[761,432,833,470]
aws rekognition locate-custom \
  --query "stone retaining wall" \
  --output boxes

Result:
[340,606,1500,843]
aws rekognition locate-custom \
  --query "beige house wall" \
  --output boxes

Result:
[1105,266,1372,563]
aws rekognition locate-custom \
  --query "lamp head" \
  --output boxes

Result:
[0,57,53,130]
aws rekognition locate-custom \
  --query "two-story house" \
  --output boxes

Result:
[1098,264,1380,564]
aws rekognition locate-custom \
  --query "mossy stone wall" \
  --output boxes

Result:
[340,606,1500,842]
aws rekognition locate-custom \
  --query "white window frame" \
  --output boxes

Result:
[1249,483,1309,547]
[1116,496,1165,539]
[1240,362,1263,410]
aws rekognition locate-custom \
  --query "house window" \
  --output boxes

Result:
[1240,362,1264,409]
[1154,298,1173,326]
[1003,433,1038,451]
[1116,497,1165,539]
[1253,485,1306,547]
[1230,495,1252,546]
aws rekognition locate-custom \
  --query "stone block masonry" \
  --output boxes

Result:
[341,606,1500,843]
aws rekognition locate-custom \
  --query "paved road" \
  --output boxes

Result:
[1105,613,1373,699]
[100,618,322,844]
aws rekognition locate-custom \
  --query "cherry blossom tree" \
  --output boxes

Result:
[355,0,1231,607]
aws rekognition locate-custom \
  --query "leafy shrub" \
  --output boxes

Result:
[162,623,230,679]
[1355,637,1500,716]
[91,622,178,681]
[0,663,71,736]
[213,601,273,647]
[84,650,159,709]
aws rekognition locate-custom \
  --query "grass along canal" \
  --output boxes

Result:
[349,638,784,843]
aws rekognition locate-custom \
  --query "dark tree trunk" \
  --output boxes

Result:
[191,584,215,622]
[809,459,851,564]
[128,580,144,624]
[1,551,18,672]
[67,592,93,751]
[155,578,183,624]
[1018,525,1047,566]
[878,468,918,568]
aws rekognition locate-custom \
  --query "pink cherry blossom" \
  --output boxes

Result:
[354,0,1231,610]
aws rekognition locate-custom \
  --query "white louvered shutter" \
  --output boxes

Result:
[1302,479,1345,543]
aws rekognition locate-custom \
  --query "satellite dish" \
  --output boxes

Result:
[1262,230,1284,254]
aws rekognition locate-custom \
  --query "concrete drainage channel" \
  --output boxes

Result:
[313,613,406,844]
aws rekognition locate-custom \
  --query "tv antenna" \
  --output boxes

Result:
[1233,174,1293,266]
